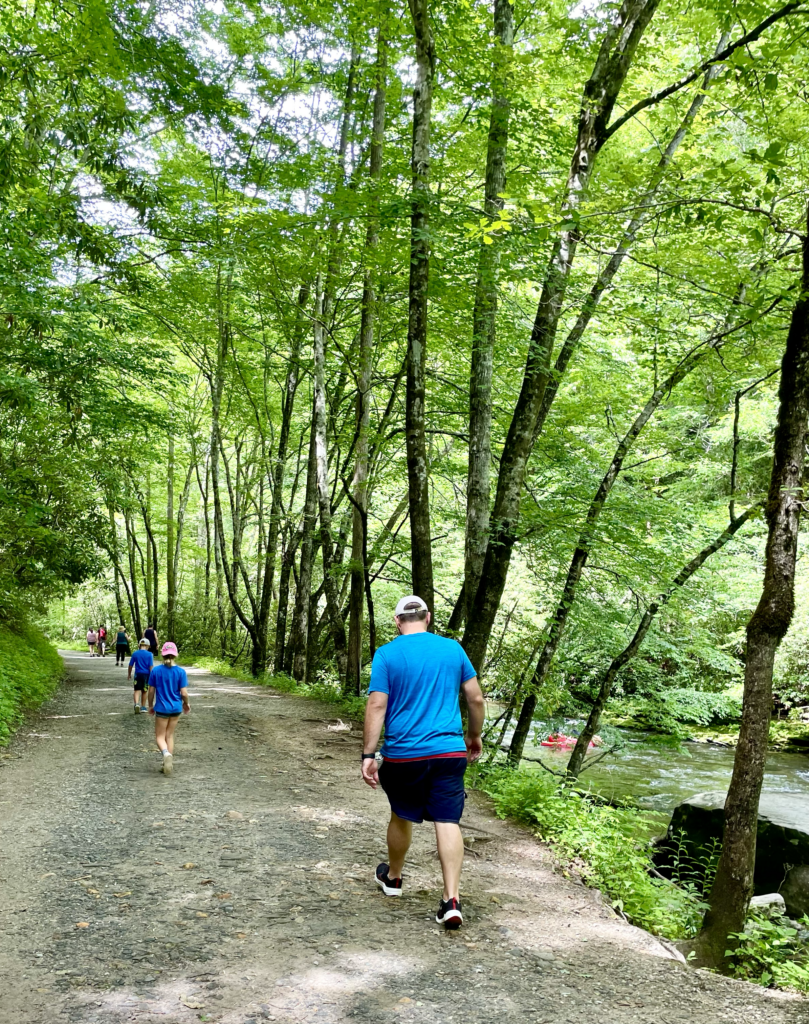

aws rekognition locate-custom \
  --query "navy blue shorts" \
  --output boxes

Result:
[133,673,149,692]
[379,755,467,824]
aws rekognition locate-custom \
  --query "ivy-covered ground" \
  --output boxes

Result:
[0,620,63,744]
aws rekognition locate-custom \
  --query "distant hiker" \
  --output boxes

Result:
[143,623,159,657]
[147,642,189,776]
[361,595,485,930]
[115,625,129,666]
[128,638,154,713]
[86,628,97,657]
[97,625,107,657]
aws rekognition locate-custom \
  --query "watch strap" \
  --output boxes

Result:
[361,752,377,761]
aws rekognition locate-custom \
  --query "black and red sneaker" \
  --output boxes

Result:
[436,897,463,929]
[375,863,403,897]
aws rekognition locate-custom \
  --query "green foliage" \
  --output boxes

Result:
[612,689,742,734]
[475,764,706,940]
[667,829,722,895]
[727,912,809,992]
[0,619,63,744]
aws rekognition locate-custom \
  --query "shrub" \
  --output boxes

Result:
[727,912,809,992]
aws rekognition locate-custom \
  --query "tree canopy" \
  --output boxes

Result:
[4,0,809,732]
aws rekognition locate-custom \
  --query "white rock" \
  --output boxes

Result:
[749,893,786,912]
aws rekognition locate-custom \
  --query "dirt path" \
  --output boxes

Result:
[0,654,804,1024]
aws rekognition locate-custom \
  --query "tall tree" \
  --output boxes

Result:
[313,279,349,681]
[405,0,436,614]
[347,24,387,694]
[460,1,800,671]
[694,212,809,969]
[462,0,660,668]
[289,415,318,682]
[453,0,515,630]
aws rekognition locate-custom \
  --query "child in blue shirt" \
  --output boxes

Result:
[147,642,189,776]
[127,639,154,713]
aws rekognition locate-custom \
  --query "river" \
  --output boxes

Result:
[522,729,809,813]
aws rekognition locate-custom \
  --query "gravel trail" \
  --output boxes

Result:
[0,652,804,1024]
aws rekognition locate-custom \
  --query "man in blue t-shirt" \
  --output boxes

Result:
[362,595,485,931]
[127,639,154,713]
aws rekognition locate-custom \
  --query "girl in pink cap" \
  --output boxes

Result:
[147,642,190,775]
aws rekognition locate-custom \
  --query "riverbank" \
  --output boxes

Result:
[604,712,809,751]
[683,721,809,751]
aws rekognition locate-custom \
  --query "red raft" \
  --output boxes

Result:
[540,733,599,750]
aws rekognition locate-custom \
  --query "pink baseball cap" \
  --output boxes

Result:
[161,642,178,657]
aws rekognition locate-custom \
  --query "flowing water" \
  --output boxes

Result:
[523,729,809,814]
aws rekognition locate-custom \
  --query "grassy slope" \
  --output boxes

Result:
[0,620,63,744]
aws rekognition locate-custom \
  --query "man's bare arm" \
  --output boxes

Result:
[461,676,485,762]
[361,691,388,788]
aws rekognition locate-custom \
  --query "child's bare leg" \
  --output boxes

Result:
[155,717,169,752]
[165,716,180,754]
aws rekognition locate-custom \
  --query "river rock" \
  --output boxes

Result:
[655,791,809,916]
[779,865,809,918]
[749,893,786,914]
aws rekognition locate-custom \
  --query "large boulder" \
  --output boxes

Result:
[780,865,809,918]
[654,791,809,916]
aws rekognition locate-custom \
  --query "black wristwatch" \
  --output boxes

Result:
[361,752,377,761]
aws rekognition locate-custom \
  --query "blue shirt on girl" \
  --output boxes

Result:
[149,664,188,715]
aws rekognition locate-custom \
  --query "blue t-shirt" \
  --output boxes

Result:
[368,632,477,758]
[149,663,188,715]
[129,649,154,676]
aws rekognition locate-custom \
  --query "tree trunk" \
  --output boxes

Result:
[313,280,349,681]
[347,25,387,695]
[124,511,143,641]
[194,450,213,641]
[462,0,660,671]
[274,526,300,674]
[166,429,176,640]
[566,502,762,779]
[255,282,310,673]
[694,215,809,968]
[463,0,514,624]
[406,0,436,615]
[289,410,318,682]
[208,266,259,658]
[106,500,133,629]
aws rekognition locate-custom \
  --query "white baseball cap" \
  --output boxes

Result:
[394,595,429,617]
